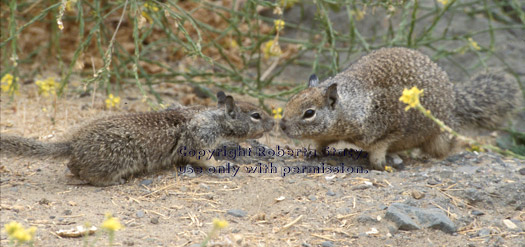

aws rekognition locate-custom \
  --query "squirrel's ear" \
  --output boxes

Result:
[308,74,319,88]
[217,91,226,106]
[326,83,338,109]
[224,95,236,118]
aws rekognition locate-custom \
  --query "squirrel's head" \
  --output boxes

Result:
[280,74,340,138]
[216,91,274,139]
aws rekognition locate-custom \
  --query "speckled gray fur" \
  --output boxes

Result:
[0,92,274,186]
[280,47,521,170]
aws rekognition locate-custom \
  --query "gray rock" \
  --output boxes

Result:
[150,217,159,224]
[414,208,456,234]
[471,210,485,216]
[519,168,525,176]
[140,179,153,186]
[136,210,145,218]
[385,203,456,234]
[477,228,491,237]
[301,243,312,247]
[321,241,334,247]
[308,195,317,201]
[427,178,441,185]
[385,203,421,231]
[227,209,247,217]
[326,190,336,196]
[356,214,378,224]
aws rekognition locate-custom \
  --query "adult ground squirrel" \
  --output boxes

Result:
[0,92,274,186]
[280,47,522,170]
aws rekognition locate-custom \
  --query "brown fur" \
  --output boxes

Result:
[1,93,274,186]
[280,47,522,170]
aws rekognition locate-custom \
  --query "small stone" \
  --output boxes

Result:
[365,227,379,235]
[502,219,518,230]
[301,243,312,247]
[321,241,334,247]
[199,183,209,190]
[519,168,525,176]
[140,179,153,186]
[308,195,317,201]
[356,215,377,224]
[227,209,247,218]
[385,204,420,231]
[232,234,244,245]
[150,217,159,224]
[123,240,135,246]
[477,228,491,237]
[39,198,51,205]
[471,210,484,216]
[63,209,72,215]
[427,178,441,185]
[136,210,145,218]
[49,215,56,219]
[326,191,336,196]
[411,190,425,199]
[393,157,403,165]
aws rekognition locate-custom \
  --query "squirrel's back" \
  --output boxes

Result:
[281,47,522,170]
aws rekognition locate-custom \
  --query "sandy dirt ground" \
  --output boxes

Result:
[1,81,524,247]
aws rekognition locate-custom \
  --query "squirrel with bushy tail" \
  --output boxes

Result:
[280,47,523,170]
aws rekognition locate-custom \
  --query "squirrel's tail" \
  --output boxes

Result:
[453,70,523,129]
[0,135,72,159]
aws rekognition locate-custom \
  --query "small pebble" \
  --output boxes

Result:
[471,210,484,216]
[326,191,336,196]
[411,190,425,199]
[150,217,159,224]
[321,241,334,247]
[140,179,153,186]
[308,195,317,201]
[63,209,72,215]
[519,168,525,176]
[227,209,247,218]
[502,219,518,230]
[136,210,145,218]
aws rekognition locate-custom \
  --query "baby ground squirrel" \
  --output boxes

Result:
[280,47,522,170]
[0,92,274,186]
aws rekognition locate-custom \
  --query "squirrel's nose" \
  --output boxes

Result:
[279,119,287,131]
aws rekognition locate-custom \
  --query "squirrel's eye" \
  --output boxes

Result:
[303,109,315,119]
[251,112,261,120]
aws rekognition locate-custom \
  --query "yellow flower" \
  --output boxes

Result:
[4,221,23,235]
[399,86,424,111]
[105,94,121,109]
[262,39,282,59]
[101,213,122,232]
[229,39,239,49]
[437,0,449,5]
[274,19,285,32]
[279,0,298,9]
[4,221,36,243]
[384,166,393,172]
[351,9,365,21]
[272,107,283,119]
[467,144,484,152]
[467,37,481,51]
[1,73,19,95]
[144,2,159,12]
[66,0,78,12]
[142,11,153,24]
[35,77,59,97]
[212,219,228,230]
